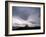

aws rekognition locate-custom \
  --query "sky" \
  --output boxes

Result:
[12,6,40,27]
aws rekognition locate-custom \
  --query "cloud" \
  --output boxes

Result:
[12,7,40,27]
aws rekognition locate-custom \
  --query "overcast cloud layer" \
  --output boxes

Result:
[12,6,40,27]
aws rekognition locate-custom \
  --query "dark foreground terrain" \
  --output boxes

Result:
[12,25,40,30]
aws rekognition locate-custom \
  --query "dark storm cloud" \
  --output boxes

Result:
[12,6,40,20]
